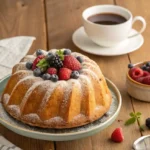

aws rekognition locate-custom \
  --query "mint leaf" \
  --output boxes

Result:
[139,125,145,132]
[56,49,64,60]
[136,112,142,116]
[130,112,135,117]
[125,117,136,126]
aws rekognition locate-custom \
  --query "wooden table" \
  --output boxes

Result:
[0,0,150,149]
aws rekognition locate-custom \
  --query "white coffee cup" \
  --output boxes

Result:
[82,5,146,47]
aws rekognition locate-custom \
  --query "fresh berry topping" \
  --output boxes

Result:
[63,55,81,71]
[71,71,80,79]
[63,49,71,55]
[135,77,145,83]
[142,76,150,85]
[32,55,45,70]
[58,68,72,80]
[141,64,147,71]
[47,68,57,75]
[111,128,124,143]
[33,68,42,77]
[76,56,83,63]
[36,49,43,56]
[143,71,149,77]
[42,73,51,80]
[146,118,150,129]
[51,74,59,82]
[129,67,144,80]
[146,62,150,67]
[51,55,63,68]
[46,53,55,62]
[128,63,134,69]
[26,62,33,70]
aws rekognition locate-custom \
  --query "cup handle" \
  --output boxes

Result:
[128,16,146,38]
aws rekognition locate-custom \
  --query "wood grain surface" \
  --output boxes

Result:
[0,0,149,149]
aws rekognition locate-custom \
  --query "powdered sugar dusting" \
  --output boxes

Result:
[2,94,10,105]
[44,117,64,124]
[7,105,21,118]
[22,113,41,123]
[21,55,36,62]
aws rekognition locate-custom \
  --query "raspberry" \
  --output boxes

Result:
[111,128,124,143]
[58,68,72,80]
[135,77,145,83]
[63,55,81,71]
[129,67,144,80]
[47,68,57,75]
[143,71,149,77]
[142,76,150,85]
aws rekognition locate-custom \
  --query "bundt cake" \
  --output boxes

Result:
[1,49,112,128]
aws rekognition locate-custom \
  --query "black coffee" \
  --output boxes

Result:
[87,13,127,25]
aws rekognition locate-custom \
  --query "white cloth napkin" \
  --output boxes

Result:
[0,36,36,149]
[0,36,35,79]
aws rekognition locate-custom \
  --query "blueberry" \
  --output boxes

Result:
[146,66,150,72]
[46,53,55,62]
[76,56,83,63]
[36,49,43,56]
[63,49,71,55]
[128,63,134,69]
[146,118,150,129]
[71,71,80,79]
[146,62,150,67]
[42,73,51,80]
[26,62,33,70]
[51,74,58,82]
[33,68,42,77]
[141,64,147,70]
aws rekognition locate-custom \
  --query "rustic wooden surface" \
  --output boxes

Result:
[0,0,149,149]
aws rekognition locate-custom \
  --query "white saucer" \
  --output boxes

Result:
[72,27,144,56]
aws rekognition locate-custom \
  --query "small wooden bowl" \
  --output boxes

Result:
[126,61,150,102]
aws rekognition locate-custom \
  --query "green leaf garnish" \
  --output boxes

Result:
[125,117,136,126]
[37,58,50,70]
[125,112,144,131]
[56,49,64,60]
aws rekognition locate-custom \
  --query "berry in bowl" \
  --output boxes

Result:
[126,61,150,102]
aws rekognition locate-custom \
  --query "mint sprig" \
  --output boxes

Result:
[56,49,64,60]
[37,58,50,71]
[125,112,144,131]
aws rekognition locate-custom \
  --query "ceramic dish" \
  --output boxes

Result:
[72,27,144,56]
[0,75,121,141]
[126,61,150,102]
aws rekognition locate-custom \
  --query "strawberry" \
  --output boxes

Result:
[111,128,124,143]
[58,68,72,80]
[142,75,150,85]
[32,55,45,70]
[129,67,143,80]
[63,55,81,71]
[47,68,57,75]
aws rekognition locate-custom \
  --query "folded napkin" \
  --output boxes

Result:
[0,135,21,150]
[0,36,35,149]
[0,36,35,79]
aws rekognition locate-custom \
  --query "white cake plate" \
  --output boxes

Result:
[0,75,121,141]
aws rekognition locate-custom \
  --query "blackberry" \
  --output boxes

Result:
[51,55,63,68]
